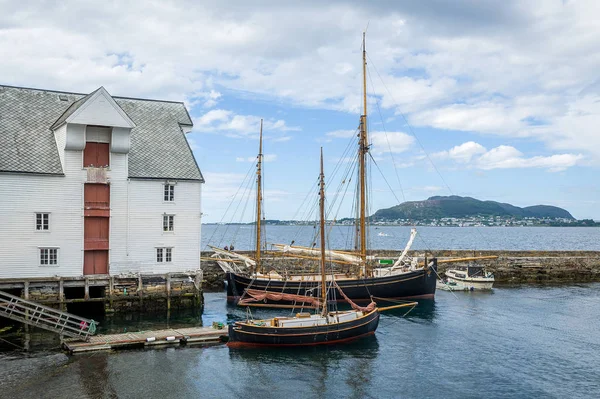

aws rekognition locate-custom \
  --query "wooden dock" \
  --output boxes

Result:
[63,325,228,354]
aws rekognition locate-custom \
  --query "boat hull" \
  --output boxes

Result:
[441,277,494,291]
[227,309,380,347]
[226,260,437,304]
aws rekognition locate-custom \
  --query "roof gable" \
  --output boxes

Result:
[59,87,135,129]
[0,85,202,181]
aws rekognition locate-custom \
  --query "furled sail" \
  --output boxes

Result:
[209,245,256,274]
[392,228,417,268]
[333,281,376,312]
[238,289,322,308]
[272,244,362,264]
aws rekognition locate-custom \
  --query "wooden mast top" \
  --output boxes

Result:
[359,31,369,273]
[255,119,263,274]
[319,147,327,315]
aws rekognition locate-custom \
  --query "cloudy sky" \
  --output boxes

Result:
[2,0,599,221]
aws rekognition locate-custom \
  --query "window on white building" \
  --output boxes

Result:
[164,184,175,202]
[40,248,58,266]
[163,215,174,232]
[36,213,50,231]
[156,247,173,263]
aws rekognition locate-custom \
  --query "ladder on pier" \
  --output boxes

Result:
[0,290,97,341]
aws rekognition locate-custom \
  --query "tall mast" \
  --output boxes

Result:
[359,31,369,272]
[319,147,327,316]
[255,119,263,274]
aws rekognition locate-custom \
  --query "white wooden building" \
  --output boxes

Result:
[0,85,204,279]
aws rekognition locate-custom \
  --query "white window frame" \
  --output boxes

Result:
[39,247,59,266]
[163,214,175,232]
[35,212,50,232]
[164,183,175,202]
[156,247,173,263]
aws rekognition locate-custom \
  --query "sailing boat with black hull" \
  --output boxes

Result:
[228,149,381,348]
[215,33,441,305]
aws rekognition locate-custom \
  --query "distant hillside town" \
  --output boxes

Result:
[207,195,599,227]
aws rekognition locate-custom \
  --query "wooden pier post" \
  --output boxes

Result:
[84,278,90,300]
[166,273,171,311]
[59,279,65,311]
[138,275,143,308]
[109,276,114,310]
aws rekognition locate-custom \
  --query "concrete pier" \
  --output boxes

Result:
[200,250,600,288]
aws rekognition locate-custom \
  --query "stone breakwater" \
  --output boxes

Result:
[200,250,600,290]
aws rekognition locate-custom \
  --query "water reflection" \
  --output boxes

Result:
[381,298,437,322]
[77,353,118,398]
[95,308,203,335]
[228,337,380,398]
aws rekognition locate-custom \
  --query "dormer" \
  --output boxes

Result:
[51,87,136,168]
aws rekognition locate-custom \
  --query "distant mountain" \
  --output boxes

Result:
[371,195,574,221]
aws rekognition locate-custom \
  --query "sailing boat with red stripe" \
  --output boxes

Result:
[228,149,383,347]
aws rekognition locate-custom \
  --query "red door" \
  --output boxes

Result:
[84,217,109,250]
[84,184,110,210]
[84,183,110,274]
[83,142,110,167]
[84,250,108,275]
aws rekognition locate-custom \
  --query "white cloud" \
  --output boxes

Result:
[193,109,300,139]
[326,129,357,138]
[187,90,222,108]
[436,142,584,172]
[3,1,600,163]
[476,146,583,172]
[434,141,487,163]
[370,132,414,154]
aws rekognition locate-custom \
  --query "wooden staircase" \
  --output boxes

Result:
[0,290,97,341]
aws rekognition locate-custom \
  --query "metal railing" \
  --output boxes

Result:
[0,290,97,341]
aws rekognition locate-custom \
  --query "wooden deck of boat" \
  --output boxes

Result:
[63,326,228,354]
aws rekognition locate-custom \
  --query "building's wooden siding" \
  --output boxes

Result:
[1,148,202,278]
[0,151,85,278]
[109,179,202,274]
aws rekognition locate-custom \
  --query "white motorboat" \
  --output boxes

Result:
[438,264,495,291]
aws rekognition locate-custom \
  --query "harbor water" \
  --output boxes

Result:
[203,225,600,251]
[1,284,599,398]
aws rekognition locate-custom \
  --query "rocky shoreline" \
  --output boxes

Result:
[200,250,600,290]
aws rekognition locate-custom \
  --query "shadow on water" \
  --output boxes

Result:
[95,307,204,335]
[228,334,379,362]
[228,336,380,399]
[77,353,119,398]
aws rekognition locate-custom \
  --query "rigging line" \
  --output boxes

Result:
[331,157,357,227]
[205,158,256,249]
[287,178,319,247]
[366,52,493,249]
[328,127,359,184]
[328,146,359,222]
[369,153,402,205]
[326,135,359,216]
[366,62,406,202]
[366,51,454,195]
[238,166,257,247]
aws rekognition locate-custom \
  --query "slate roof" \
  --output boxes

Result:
[49,88,98,131]
[0,85,203,181]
